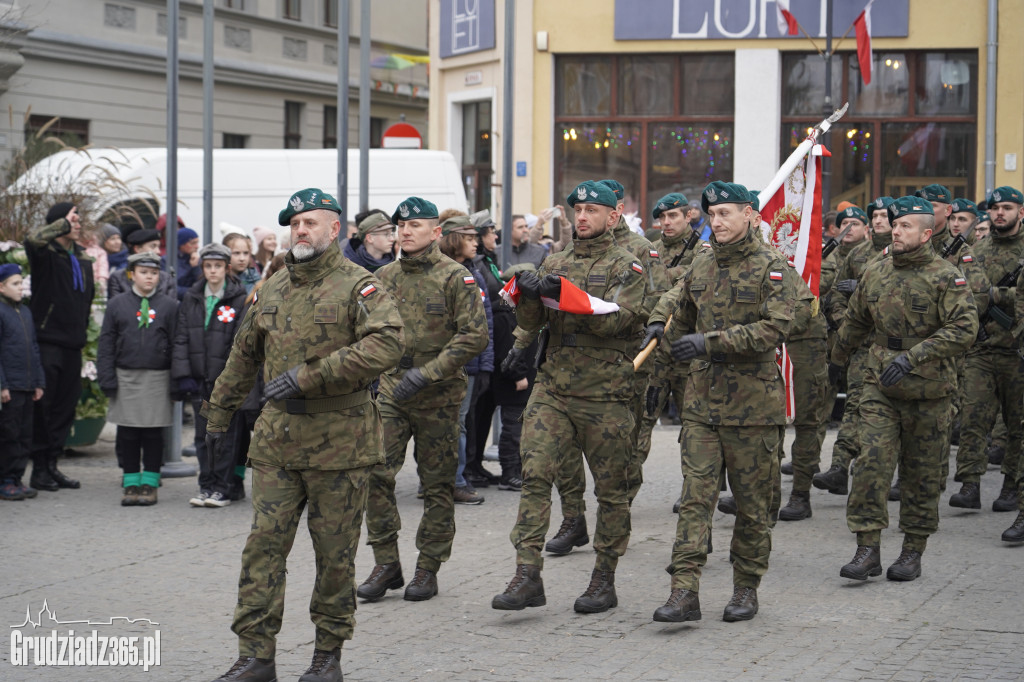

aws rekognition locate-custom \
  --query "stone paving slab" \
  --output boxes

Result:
[2,423,1022,681]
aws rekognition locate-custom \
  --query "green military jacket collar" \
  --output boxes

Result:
[284,239,344,285]
[572,227,618,259]
[892,242,938,269]
[398,239,442,273]
[871,230,893,251]
[708,225,759,266]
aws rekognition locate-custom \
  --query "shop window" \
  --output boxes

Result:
[323,105,337,148]
[781,51,977,207]
[462,100,492,213]
[555,53,734,220]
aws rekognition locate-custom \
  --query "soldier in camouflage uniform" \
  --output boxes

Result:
[358,197,489,604]
[492,180,646,614]
[544,179,669,555]
[953,186,1024,513]
[813,205,882,496]
[651,181,796,624]
[204,188,405,682]
[833,196,977,583]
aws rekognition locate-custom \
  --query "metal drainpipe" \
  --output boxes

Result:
[984,0,998,195]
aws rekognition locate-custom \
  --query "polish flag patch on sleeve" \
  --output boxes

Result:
[954,277,967,287]
[649,249,660,259]
[962,255,973,263]
[769,271,784,281]
[631,262,644,274]
[463,275,477,285]
[359,284,377,297]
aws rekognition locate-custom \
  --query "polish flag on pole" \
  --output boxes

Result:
[500,275,620,315]
[854,0,876,85]
[776,0,799,36]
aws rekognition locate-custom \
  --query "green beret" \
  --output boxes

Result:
[977,199,988,211]
[838,206,868,225]
[357,212,394,239]
[128,250,162,271]
[988,186,1024,205]
[887,195,935,222]
[870,196,895,213]
[278,188,341,226]
[567,180,618,209]
[501,262,537,282]
[748,188,762,210]
[652,193,689,219]
[951,198,979,216]
[469,209,496,233]
[392,196,439,224]
[599,179,625,202]
[439,215,476,236]
[914,184,952,204]
[199,243,232,263]
[700,181,751,214]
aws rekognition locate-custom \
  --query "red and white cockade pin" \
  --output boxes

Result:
[217,305,236,323]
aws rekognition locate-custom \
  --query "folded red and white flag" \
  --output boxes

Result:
[500,275,619,315]
[854,0,875,85]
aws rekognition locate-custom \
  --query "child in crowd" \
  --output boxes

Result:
[172,243,247,507]
[252,226,277,272]
[222,232,261,294]
[97,252,178,506]
[0,265,45,501]
[101,223,128,271]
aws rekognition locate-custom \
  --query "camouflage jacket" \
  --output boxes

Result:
[654,226,796,426]
[652,224,700,285]
[969,227,1022,352]
[611,219,669,319]
[831,231,892,324]
[375,240,489,407]
[514,227,646,401]
[786,268,827,342]
[929,223,991,314]
[204,240,405,470]
[832,243,978,401]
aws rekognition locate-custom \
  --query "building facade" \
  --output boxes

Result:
[429,0,1024,220]
[0,0,429,164]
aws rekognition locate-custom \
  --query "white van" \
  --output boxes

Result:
[11,147,468,240]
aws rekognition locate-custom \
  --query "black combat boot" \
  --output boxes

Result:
[886,549,922,581]
[1001,511,1024,543]
[840,545,882,580]
[778,491,812,521]
[573,569,617,613]
[491,564,545,610]
[298,648,341,682]
[888,479,901,501]
[356,563,404,601]
[211,656,277,681]
[30,466,60,492]
[403,567,438,601]
[987,442,1005,466]
[717,494,737,515]
[544,516,589,555]
[812,464,848,495]
[780,460,793,476]
[652,588,701,623]
[992,477,1018,512]
[722,587,758,622]
[48,462,80,489]
[949,482,981,509]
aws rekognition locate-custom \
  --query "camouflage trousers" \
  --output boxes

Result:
[233,462,370,659]
[847,384,952,552]
[637,360,689,484]
[670,421,782,592]
[511,384,634,572]
[831,346,867,470]
[552,372,647,518]
[954,351,1023,486]
[787,339,830,493]
[366,395,463,573]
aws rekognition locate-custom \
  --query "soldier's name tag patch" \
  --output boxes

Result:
[588,273,607,286]
[649,249,660,258]
[954,277,967,287]
[769,271,783,281]
[360,284,377,297]
[961,255,973,263]
[463,275,476,286]
[314,303,339,324]
[631,262,643,274]
[262,305,277,314]
[735,287,758,303]
[689,283,707,292]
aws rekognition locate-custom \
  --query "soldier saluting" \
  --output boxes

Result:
[204,188,404,682]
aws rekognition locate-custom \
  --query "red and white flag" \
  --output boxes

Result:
[500,275,619,315]
[776,0,799,36]
[854,0,875,85]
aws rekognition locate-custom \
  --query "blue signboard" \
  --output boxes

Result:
[516,161,527,177]
[614,0,908,41]
[440,0,496,58]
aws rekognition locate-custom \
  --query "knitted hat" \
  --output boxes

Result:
[46,201,75,224]
[177,227,199,245]
[252,226,276,248]
[0,263,22,282]
[99,223,122,244]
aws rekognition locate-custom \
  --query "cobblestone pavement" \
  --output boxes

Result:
[2,421,1022,681]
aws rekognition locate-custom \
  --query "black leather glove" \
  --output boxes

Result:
[516,271,542,299]
[393,367,430,401]
[671,333,707,362]
[645,386,661,417]
[205,432,225,468]
[827,362,843,386]
[264,365,302,401]
[473,371,491,398]
[835,279,858,295]
[879,353,913,387]
[501,346,528,375]
[538,274,562,299]
[101,387,117,400]
[640,322,665,351]
[178,377,200,396]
